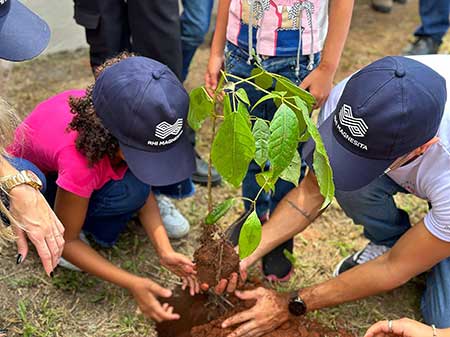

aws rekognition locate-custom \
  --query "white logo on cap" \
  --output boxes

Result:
[0,0,8,5]
[155,119,183,140]
[339,104,368,138]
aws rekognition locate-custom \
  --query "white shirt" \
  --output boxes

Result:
[320,55,450,242]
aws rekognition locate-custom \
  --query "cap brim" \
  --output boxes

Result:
[303,114,395,191]
[121,132,196,187]
[0,0,50,61]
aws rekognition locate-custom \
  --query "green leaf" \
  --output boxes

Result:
[296,97,334,208]
[236,88,250,105]
[238,210,262,259]
[268,104,300,178]
[251,92,281,111]
[237,101,252,128]
[188,87,213,131]
[273,75,316,112]
[211,112,256,188]
[252,119,270,168]
[205,198,235,225]
[251,67,274,90]
[255,171,275,193]
[279,150,301,186]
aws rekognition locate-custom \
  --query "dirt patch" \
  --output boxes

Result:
[156,288,355,337]
[192,315,355,337]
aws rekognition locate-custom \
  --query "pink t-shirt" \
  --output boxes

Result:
[8,90,128,198]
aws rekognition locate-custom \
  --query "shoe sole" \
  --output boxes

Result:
[192,174,222,186]
[332,256,349,278]
[371,4,392,13]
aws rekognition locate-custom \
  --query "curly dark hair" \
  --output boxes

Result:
[68,52,134,166]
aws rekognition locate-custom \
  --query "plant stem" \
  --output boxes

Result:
[253,183,268,206]
[207,75,226,213]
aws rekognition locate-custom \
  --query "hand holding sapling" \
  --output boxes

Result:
[159,250,200,295]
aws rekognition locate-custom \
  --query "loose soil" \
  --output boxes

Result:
[193,237,240,287]
[156,288,355,337]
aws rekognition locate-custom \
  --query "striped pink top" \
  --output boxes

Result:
[226,0,329,57]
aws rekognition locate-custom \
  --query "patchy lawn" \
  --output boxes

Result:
[1,0,449,336]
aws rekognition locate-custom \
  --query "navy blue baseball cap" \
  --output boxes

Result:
[304,56,447,191]
[0,0,50,61]
[92,56,195,186]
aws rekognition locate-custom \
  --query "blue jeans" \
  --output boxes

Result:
[415,0,450,43]
[180,0,214,81]
[225,42,320,276]
[336,175,450,327]
[42,170,194,247]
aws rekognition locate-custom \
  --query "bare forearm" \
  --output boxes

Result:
[300,222,450,312]
[210,0,231,57]
[63,239,140,289]
[139,193,173,257]
[319,0,354,73]
[0,157,18,176]
[299,254,399,312]
[246,171,324,265]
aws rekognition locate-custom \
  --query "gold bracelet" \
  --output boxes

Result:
[432,324,437,337]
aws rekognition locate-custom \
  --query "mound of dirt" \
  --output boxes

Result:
[194,239,240,287]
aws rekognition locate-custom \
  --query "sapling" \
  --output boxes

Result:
[188,65,334,287]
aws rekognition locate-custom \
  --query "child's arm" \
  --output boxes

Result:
[205,0,232,95]
[300,0,354,108]
[55,187,179,322]
[138,193,199,295]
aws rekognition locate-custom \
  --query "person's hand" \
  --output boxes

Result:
[364,318,438,337]
[130,277,180,322]
[9,185,65,276]
[212,257,251,294]
[300,64,335,109]
[159,250,200,295]
[205,53,224,97]
[221,288,290,337]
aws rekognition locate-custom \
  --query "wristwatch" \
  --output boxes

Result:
[0,170,43,193]
[288,291,307,316]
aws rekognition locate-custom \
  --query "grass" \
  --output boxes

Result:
[1,0,449,335]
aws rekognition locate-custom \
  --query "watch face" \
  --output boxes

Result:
[288,297,307,316]
[25,170,42,185]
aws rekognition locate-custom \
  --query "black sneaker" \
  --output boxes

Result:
[191,152,222,186]
[403,36,441,55]
[333,242,390,277]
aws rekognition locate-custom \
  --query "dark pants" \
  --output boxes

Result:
[73,0,183,79]
[44,170,194,247]
[415,0,450,44]
[73,0,196,145]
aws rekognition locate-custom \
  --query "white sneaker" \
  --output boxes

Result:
[333,242,390,277]
[156,195,190,239]
[58,232,89,272]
